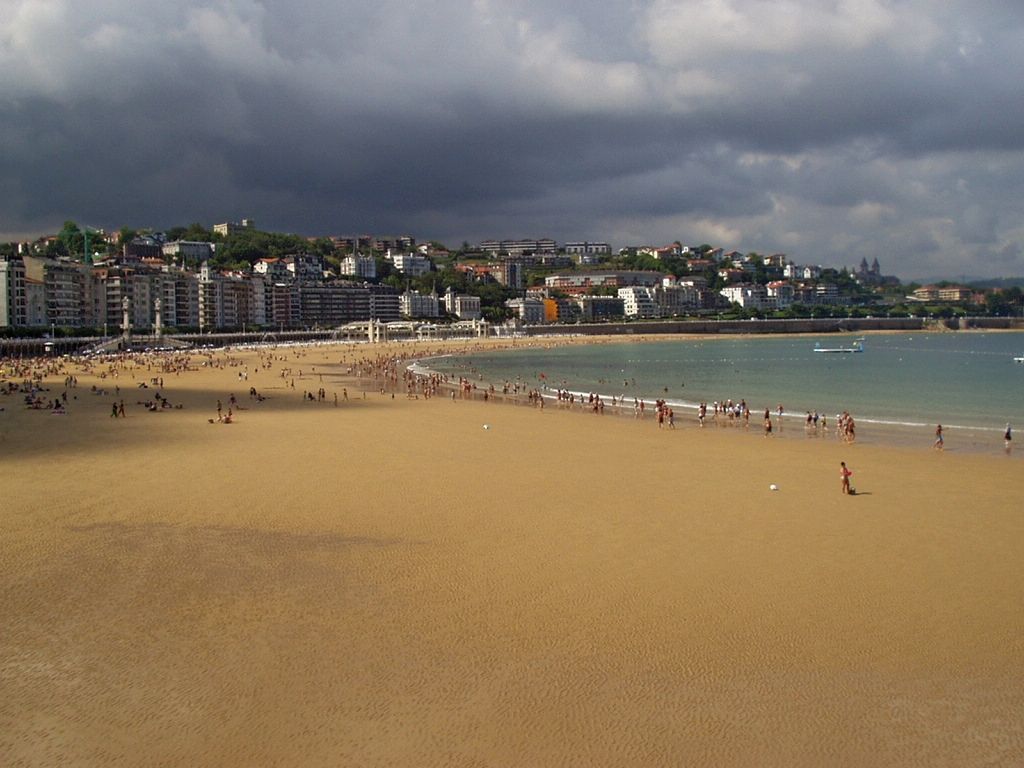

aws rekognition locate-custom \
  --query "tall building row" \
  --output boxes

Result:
[0,255,399,332]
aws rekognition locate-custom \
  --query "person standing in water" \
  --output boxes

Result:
[1004,423,1013,453]
[934,424,944,451]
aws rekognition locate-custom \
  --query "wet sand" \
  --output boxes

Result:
[2,340,1023,766]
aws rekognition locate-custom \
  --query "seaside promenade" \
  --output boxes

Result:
[2,338,1023,766]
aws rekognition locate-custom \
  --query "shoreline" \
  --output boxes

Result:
[6,329,1019,456]
[402,333,1022,458]
[3,338,1024,766]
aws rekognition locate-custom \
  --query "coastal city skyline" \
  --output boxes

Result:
[7,217,1023,285]
[2,2,1024,281]
[5,216,1024,335]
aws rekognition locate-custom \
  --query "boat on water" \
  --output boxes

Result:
[1015,355,1024,363]
[814,338,865,354]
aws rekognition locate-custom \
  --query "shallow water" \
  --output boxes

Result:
[420,332,1024,454]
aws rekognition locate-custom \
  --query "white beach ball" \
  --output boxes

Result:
[483,424,490,430]
[769,484,779,491]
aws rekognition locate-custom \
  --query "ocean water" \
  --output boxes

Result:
[421,332,1024,451]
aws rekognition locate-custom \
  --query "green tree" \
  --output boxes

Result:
[482,305,512,323]
[310,237,336,257]
[184,222,216,242]
[118,227,138,247]
[1005,286,1024,315]
[58,221,84,257]
[985,291,1011,316]
[210,228,309,268]
[754,261,768,285]
[44,239,69,258]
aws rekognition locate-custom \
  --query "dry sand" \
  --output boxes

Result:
[1,339,1023,767]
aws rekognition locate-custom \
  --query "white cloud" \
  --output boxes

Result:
[642,0,910,63]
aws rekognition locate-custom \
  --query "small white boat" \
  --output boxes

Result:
[814,338,865,354]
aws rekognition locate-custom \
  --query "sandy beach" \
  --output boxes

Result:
[2,338,1023,767]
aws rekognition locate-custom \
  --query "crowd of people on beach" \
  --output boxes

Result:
[0,338,1015,461]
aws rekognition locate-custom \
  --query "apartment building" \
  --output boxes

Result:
[655,284,700,316]
[618,287,661,318]
[162,240,214,263]
[505,297,546,324]
[0,256,27,327]
[720,283,768,310]
[19,255,93,328]
[213,219,256,237]
[766,281,794,309]
[479,238,557,256]
[340,254,377,280]
[400,290,440,318]
[444,287,481,319]
[391,252,432,277]
[575,295,625,321]
[545,271,662,294]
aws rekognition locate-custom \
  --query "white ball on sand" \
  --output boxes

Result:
[769,484,779,491]
[483,424,490,430]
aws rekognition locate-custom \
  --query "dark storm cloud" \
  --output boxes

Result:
[2,0,1024,278]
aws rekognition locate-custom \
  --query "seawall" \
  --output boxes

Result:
[524,316,1023,337]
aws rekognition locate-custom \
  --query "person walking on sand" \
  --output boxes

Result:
[1005,423,1013,452]
[934,424,944,450]
[840,461,853,494]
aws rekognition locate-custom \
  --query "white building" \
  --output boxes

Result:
[453,295,481,320]
[198,263,267,331]
[505,297,546,324]
[340,254,377,280]
[766,281,794,309]
[444,286,481,319]
[391,252,432,277]
[399,289,440,318]
[213,219,255,237]
[545,271,662,293]
[289,254,326,282]
[253,258,291,281]
[618,286,661,318]
[162,240,214,262]
[479,238,557,256]
[720,284,768,309]
[784,264,822,280]
[564,241,611,265]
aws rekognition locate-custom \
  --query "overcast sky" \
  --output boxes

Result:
[3,1,1024,279]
